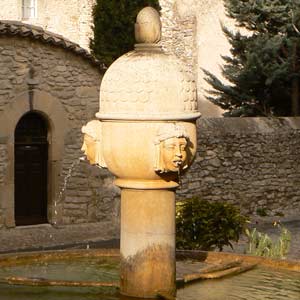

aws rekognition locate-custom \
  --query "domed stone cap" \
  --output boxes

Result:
[96,7,200,121]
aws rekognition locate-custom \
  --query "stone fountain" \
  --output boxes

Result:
[81,7,200,298]
[0,8,299,300]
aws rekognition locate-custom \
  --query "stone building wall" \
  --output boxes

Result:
[0,38,100,114]
[159,0,230,116]
[0,0,20,20]
[0,0,95,50]
[0,25,119,232]
[78,0,96,50]
[177,117,300,217]
[159,0,197,78]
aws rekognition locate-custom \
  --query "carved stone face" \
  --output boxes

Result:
[81,120,106,168]
[81,134,97,165]
[161,137,187,172]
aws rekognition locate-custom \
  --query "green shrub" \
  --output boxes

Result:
[176,197,247,251]
[245,223,291,259]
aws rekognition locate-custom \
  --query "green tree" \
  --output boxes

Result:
[204,0,300,116]
[90,0,161,68]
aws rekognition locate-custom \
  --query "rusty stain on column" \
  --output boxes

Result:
[81,6,200,299]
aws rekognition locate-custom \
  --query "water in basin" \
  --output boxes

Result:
[177,266,300,300]
[0,256,299,300]
[0,256,119,300]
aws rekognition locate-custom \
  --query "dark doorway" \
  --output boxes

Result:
[14,112,48,226]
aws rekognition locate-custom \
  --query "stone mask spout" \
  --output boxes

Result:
[81,120,106,168]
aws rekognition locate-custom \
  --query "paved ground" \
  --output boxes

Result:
[0,222,120,254]
[0,216,299,261]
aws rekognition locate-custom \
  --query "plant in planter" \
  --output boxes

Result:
[176,197,248,251]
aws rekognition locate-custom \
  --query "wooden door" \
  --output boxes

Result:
[14,112,48,226]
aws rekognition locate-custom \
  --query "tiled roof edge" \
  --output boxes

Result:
[0,20,106,71]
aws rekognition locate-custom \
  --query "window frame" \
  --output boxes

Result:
[22,0,37,20]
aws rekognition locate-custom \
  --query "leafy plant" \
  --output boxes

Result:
[245,223,291,259]
[90,0,161,67]
[176,197,247,251]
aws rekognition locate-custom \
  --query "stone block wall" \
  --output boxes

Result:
[177,118,300,217]
[160,0,197,78]
[61,161,120,225]
[0,42,97,113]
[58,116,300,222]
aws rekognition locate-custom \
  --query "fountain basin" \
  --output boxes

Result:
[0,249,299,300]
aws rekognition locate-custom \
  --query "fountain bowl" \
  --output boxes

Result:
[0,248,299,300]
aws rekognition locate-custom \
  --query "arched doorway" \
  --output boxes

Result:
[14,112,48,226]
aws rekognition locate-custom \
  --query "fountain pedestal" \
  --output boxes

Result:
[82,6,200,299]
[120,189,175,298]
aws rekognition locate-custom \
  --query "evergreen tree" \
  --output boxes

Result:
[90,0,161,68]
[204,0,300,116]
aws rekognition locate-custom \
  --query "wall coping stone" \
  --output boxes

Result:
[198,117,300,135]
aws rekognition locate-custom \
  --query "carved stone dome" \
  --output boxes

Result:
[96,7,200,121]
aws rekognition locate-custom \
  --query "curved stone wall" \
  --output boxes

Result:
[0,32,119,230]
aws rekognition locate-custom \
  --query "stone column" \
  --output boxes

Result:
[120,189,176,298]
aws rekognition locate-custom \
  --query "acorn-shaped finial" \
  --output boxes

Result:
[135,7,161,44]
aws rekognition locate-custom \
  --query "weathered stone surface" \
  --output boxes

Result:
[177,117,300,217]
[160,0,196,78]
[76,86,98,98]
[0,145,7,185]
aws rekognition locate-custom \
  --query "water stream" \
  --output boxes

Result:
[53,157,85,225]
